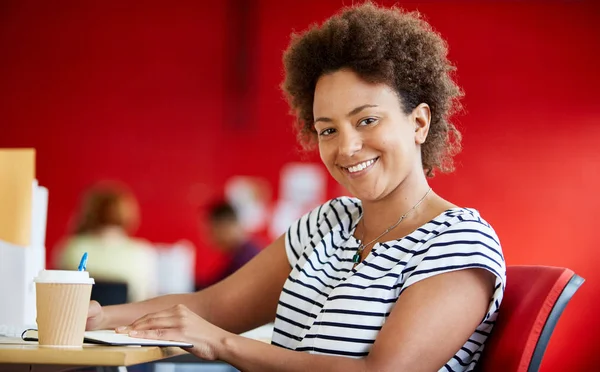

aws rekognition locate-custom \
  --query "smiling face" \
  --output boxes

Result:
[313,69,430,202]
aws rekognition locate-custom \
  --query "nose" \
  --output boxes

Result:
[338,128,362,157]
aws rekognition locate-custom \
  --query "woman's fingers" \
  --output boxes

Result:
[128,315,181,332]
[86,301,104,331]
[116,305,219,360]
[127,328,179,340]
[116,304,191,333]
[88,300,102,317]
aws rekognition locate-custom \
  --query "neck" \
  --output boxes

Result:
[359,170,431,236]
[224,235,247,251]
[95,226,128,238]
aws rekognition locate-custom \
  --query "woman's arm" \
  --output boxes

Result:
[122,267,495,372]
[91,235,291,333]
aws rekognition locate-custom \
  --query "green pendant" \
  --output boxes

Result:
[352,253,360,263]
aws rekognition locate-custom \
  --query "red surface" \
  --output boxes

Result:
[1,1,598,370]
[477,266,577,372]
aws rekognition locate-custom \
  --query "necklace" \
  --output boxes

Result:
[352,187,432,264]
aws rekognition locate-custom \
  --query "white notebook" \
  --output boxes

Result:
[22,329,193,347]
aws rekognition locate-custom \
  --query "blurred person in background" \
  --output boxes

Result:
[56,181,157,303]
[198,200,263,289]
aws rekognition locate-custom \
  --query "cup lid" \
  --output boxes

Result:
[34,270,95,284]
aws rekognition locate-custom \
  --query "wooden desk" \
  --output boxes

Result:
[0,324,273,371]
[0,338,186,372]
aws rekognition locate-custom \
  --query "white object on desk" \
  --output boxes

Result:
[239,323,273,343]
[0,336,34,345]
[83,330,193,347]
[0,241,45,337]
[155,242,195,295]
[21,329,193,348]
[0,180,48,337]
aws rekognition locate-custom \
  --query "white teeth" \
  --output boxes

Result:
[347,159,375,173]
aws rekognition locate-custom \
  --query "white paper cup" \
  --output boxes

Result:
[34,270,95,347]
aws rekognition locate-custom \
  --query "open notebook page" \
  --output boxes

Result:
[22,329,193,347]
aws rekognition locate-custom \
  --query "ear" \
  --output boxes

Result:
[412,103,431,145]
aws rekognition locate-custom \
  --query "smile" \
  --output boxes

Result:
[343,157,378,174]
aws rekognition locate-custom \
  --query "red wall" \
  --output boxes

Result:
[1,1,598,370]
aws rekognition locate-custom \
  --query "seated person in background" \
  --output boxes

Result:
[56,181,157,303]
[198,201,262,289]
[85,4,505,371]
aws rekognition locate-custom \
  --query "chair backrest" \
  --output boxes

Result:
[476,265,584,372]
[91,281,129,306]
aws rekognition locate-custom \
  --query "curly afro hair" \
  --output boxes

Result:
[282,2,463,176]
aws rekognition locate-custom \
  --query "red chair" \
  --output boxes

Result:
[476,265,584,372]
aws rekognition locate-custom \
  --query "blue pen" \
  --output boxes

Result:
[78,252,88,271]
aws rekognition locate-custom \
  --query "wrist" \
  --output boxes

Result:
[216,331,239,362]
[100,305,117,329]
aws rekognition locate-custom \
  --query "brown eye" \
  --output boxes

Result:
[358,117,378,126]
[319,128,336,136]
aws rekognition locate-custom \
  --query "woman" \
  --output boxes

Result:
[86,3,505,371]
[57,181,157,303]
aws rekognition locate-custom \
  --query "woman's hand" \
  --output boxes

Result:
[86,300,107,331]
[116,304,228,361]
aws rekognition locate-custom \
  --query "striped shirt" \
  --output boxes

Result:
[272,197,506,372]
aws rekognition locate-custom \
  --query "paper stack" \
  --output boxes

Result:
[0,149,48,337]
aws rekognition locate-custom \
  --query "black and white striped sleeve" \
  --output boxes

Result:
[284,200,333,268]
[403,215,506,316]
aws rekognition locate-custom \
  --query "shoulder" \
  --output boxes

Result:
[411,207,505,280]
[287,196,363,241]
[307,196,362,231]
[284,196,361,267]
[129,236,153,247]
[61,235,97,251]
[402,208,506,301]
[127,237,158,255]
[56,236,94,268]
[428,208,501,247]
[445,207,493,224]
